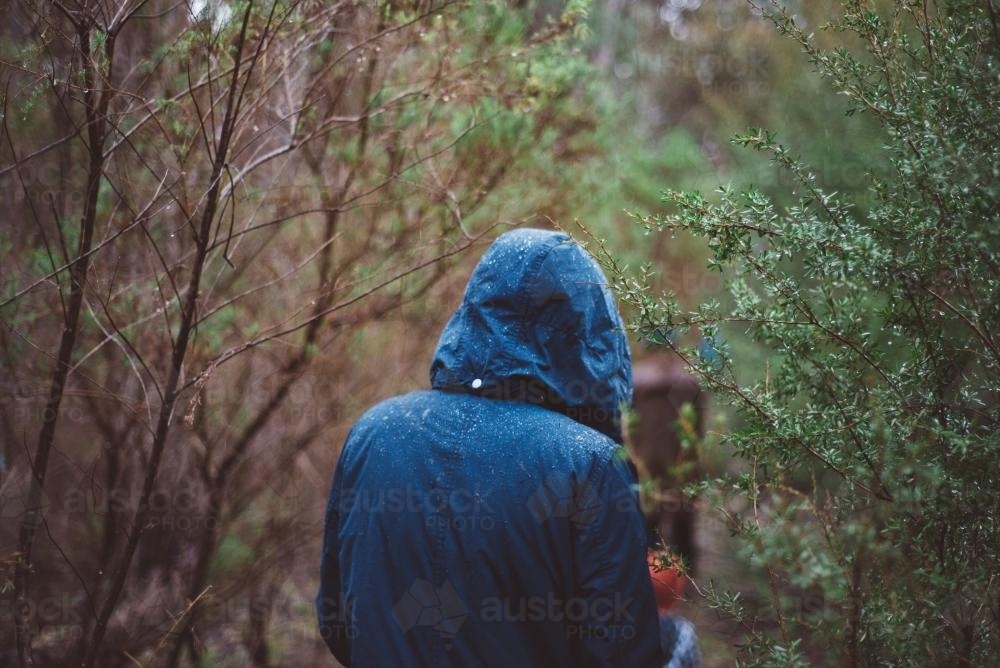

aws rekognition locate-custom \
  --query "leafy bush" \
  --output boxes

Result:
[610,1,1000,664]
[0,1,609,665]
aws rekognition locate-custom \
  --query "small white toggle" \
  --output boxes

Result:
[471,378,483,389]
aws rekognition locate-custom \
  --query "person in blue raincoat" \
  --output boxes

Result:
[317,228,672,666]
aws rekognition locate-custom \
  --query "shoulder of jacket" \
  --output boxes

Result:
[525,409,626,467]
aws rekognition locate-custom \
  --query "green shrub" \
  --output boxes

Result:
[610,1,1000,664]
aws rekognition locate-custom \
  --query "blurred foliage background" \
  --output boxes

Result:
[1,0,996,666]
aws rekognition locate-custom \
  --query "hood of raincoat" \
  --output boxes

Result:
[430,228,633,442]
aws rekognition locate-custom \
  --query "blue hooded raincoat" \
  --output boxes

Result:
[317,229,662,667]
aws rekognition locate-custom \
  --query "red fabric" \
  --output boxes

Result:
[647,550,685,612]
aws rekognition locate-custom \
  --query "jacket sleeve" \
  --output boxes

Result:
[572,450,664,668]
[317,453,350,664]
